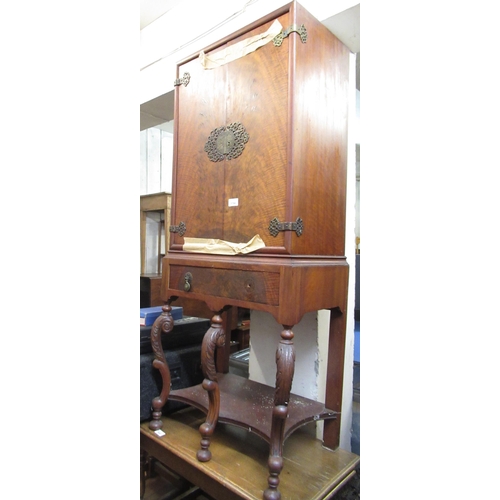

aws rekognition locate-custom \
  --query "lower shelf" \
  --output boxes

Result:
[169,372,338,443]
[141,407,360,500]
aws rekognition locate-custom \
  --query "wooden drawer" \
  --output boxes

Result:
[168,265,280,306]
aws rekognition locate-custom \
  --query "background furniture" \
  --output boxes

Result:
[141,274,164,308]
[140,192,171,275]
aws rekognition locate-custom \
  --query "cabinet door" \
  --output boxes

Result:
[222,14,289,250]
[172,55,227,245]
[171,13,291,253]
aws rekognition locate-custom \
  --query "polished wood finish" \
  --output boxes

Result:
[162,253,348,326]
[323,307,349,450]
[169,2,349,257]
[148,2,352,498]
[171,16,288,250]
[168,373,337,443]
[141,408,360,500]
[168,264,281,306]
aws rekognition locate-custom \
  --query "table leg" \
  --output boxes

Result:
[149,300,177,431]
[216,306,233,374]
[197,313,226,462]
[264,326,295,500]
[323,307,347,450]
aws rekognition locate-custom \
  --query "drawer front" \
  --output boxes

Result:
[169,266,280,306]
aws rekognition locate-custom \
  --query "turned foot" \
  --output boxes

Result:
[197,427,213,462]
[263,456,283,500]
[148,409,164,431]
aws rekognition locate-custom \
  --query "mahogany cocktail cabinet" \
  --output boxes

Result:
[147,2,352,498]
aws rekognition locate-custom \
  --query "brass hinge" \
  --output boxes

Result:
[173,72,190,87]
[269,217,303,237]
[273,24,307,47]
[169,221,186,236]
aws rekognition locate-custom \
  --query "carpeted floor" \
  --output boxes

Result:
[333,467,360,499]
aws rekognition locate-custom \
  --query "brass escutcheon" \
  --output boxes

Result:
[204,122,249,162]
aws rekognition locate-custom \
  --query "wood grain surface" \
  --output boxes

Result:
[141,407,359,500]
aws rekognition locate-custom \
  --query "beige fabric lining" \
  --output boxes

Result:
[183,234,266,255]
[199,19,283,69]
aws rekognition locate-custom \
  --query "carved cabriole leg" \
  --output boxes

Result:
[264,326,296,500]
[148,301,176,431]
[197,313,225,462]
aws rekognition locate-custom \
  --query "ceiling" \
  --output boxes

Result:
[140,0,183,30]
[140,1,359,131]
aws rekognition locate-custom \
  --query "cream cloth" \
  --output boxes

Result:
[183,234,265,255]
[199,19,282,69]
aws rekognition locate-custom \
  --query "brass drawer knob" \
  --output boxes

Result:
[184,272,193,292]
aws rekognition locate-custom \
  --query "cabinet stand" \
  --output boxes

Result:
[148,255,349,499]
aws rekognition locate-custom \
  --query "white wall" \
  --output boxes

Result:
[140,124,174,195]
[144,211,162,274]
[249,311,322,400]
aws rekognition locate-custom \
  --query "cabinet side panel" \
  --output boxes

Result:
[291,4,350,257]
[223,13,290,249]
[173,56,227,244]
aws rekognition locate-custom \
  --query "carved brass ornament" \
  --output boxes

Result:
[204,122,249,162]
[169,221,186,236]
[269,217,303,237]
[273,24,307,47]
[174,72,190,87]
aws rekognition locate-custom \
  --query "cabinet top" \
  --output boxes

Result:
[170,0,350,258]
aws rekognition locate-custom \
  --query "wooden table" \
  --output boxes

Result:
[140,408,360,500]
